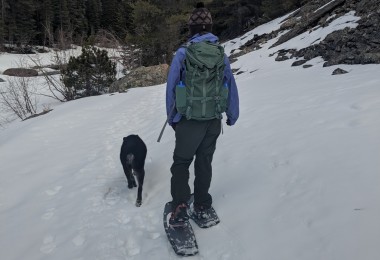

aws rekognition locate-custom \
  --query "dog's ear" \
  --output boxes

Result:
[123,137,128,141]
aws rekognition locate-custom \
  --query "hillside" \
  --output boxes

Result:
[1,4,380,260]
[231,0,380,67]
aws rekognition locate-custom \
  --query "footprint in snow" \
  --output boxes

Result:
[103,187,121,205]
[40,235,56,254]
[115,210,131,224]
[45,186,62,196]
[41,208,55,220]
[149,232,160,239]
[126,238,140,256]
[72,234,86,247]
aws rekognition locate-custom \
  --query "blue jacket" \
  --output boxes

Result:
[166,33,239,126]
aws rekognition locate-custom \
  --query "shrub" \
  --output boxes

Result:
[61,45,116,99]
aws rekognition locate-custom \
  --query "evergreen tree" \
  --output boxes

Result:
[101,0,129,39]
[68,0,87,43]
[86,0,102,36]
[35,0,54,46]
[4,0,36,45]
[129,0,164,65]
[0,0,307,55]
[0,0,5,46]
[61,45,116,99]
[261,0,303,19]
[261,0,283,19]
[210,0,262,40]
[53,0,70,35]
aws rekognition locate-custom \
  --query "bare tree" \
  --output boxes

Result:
[42,22,54,50]
[0,76,38,120]
[26,49,77,101]
[119,42,142,72]
[55,29,73,50]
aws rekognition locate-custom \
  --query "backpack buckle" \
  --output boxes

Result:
[185,106,192,120]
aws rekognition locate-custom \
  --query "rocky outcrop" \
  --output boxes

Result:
[3,68,39,77]
[110,64,169,92]
[272,0,346,48]
[229,31,278,60]
[231,0,380,67]
[282,0,380,66]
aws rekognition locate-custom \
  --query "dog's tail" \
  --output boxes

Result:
[126,154,134,164]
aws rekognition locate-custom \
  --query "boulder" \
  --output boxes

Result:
[3,68,39,77]
[332,68,348,75]
[110,64,169,92]
[280,17,298,30]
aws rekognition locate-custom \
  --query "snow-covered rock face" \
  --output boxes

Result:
[228,0,380,67]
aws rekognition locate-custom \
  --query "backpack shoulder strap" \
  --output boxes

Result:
[178,44,189,82]
[181,42,192,49]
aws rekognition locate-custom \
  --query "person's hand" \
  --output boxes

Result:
[171,123,177,131]
[226,119,232,126]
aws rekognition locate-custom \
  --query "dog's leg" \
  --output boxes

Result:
[121,160,136,189]
[134,169,145,207]
[127,165,138,189]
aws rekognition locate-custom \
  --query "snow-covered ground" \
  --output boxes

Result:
[1,11,380,260]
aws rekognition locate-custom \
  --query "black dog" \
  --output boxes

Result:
[120,135,147,207]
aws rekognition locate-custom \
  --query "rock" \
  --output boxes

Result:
[110,64,169,92]
[332,68,348,75]
[39,70,61,76]
[274,49,290,61]
[231,68,239,74]
[291,59,308,66]
[303,64,313,68]
[280,17,298,30]
[3,68,39,77]
[275,55,289,61]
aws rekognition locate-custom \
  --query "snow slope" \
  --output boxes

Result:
[1,11,380,260]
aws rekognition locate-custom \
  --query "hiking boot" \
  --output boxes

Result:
[189,204,211,220]
[169,203,189,227]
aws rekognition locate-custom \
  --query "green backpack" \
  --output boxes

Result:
[176,41,228,120]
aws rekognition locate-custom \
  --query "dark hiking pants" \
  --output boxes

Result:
[170,118,221,210]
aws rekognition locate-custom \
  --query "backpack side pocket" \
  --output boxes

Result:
[175,81,187,113]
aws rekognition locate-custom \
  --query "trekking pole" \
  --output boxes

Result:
[157,104,175,143]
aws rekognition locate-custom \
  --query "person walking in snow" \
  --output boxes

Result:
[166,2,239,227]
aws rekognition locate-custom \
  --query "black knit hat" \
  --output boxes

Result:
[188,2,213,36]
